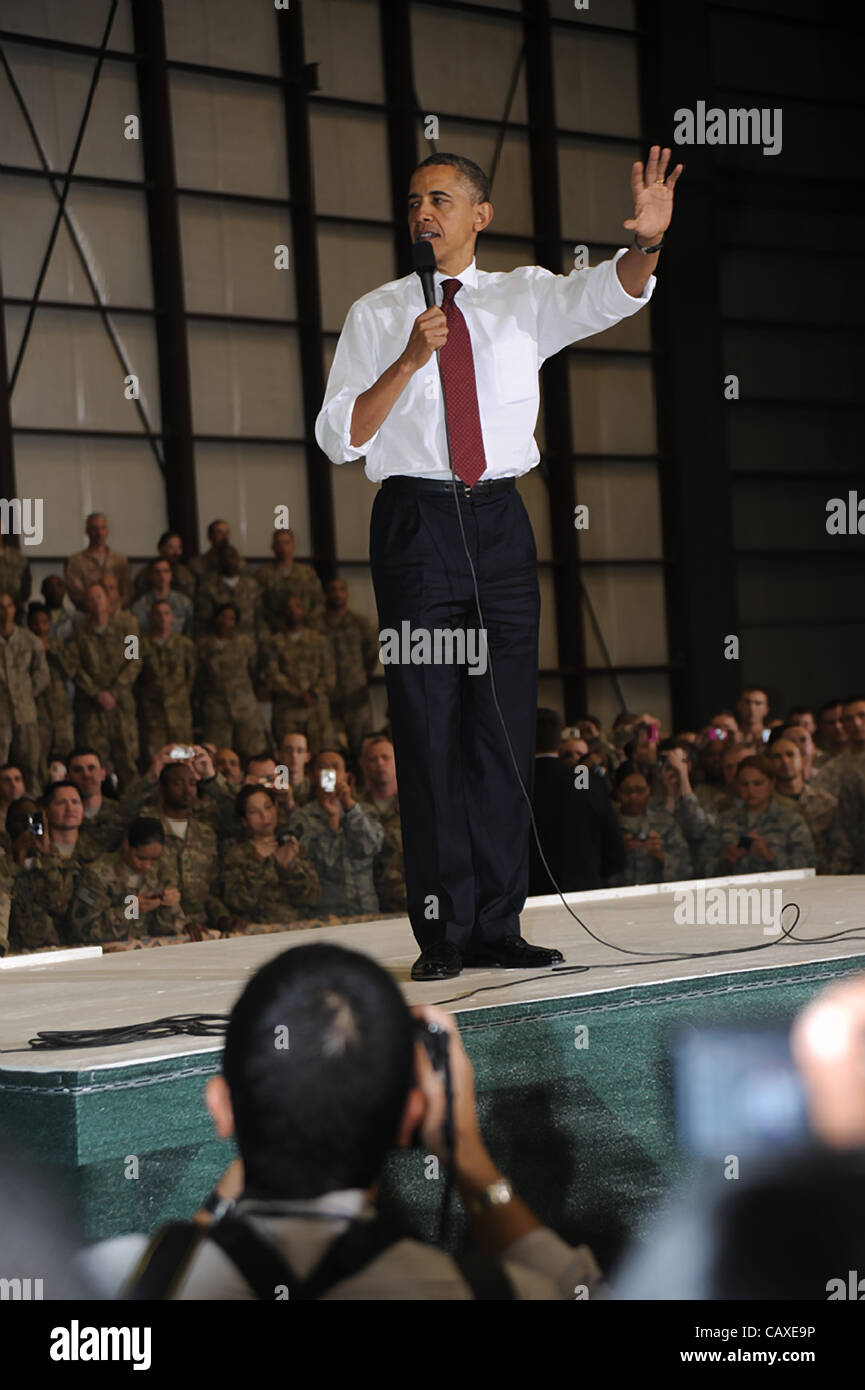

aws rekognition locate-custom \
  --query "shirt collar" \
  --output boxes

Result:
[433,256,478,292]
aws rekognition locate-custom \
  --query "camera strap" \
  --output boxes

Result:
[123,1212,514,1300]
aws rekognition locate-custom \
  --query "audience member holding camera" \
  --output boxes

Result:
[82,944,602,1299]
[288,751,384,918]
[68,817,185,946]
[8,780,100,951]
[711,754,816,876]
[607,761,692,886]
[222,784,320,925]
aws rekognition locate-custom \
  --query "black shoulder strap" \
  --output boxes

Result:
[124,1212,515,1301]
[123,1221,206,1300]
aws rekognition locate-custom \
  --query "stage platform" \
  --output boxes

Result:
[2,870,864,1266]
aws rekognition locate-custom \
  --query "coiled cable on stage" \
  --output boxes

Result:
[27,1013,230,1050]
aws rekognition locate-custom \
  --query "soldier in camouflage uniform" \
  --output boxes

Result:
[137,763,234,932]
[28,605,75,774]
[67,747,128,855]
[288,751,383,917]
[768,736,840,875]
[72,583,141,788]
[137,600,196,764]
[194,604,267,761]
[133,530,196,601]
[41,575,75,644]
[263,595,336,753]
[357,735,406,913]
[195,545,261,639]
[223,784,320,924]
[705,755,817,876]
[607,762,693,886]
[320,578,378,755]
[65,512,132,610]
[67,817,185,945]
[277,730,314,806]
[0,539,31,616]
[0,836,19,954]
[255,528,325,635]
[8,781,100,952]
[132,559,193,636]
[0,591,50,795]
[187,520,245,591]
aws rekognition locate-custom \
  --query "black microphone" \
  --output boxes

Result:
[411,238,437,310]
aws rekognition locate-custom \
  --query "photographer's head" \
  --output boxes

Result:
[207,944,419,1199]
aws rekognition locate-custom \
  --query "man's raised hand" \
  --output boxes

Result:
[625,145,684,244]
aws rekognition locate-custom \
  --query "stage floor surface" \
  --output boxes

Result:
[2,869,864,1075]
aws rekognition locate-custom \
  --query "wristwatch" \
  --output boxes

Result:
[633,232,664,254]
[469,1178,514,1214]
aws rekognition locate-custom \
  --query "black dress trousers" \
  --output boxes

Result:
[370,476,540,953]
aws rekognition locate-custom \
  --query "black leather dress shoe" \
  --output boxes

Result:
[411,941,463,981]
[462,936,564,968]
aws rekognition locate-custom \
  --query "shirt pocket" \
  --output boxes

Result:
[492,335,538,404]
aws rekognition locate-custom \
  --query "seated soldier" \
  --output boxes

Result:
[222,785,320,926]
[606,761,692,887]
[67,817,185,945]
[0,763,26,845]
[149,762,238,939]
[67,747,126,854]
[214,747,243,791]
[710,754,817,876]
[357,735,405,914]
[288,751,384,918]
[8,781,101,953]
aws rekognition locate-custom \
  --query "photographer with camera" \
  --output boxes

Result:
[81,943,602,1299]
[8,780,101,952]
[222,784,320,926]
[288,750,384,919]
[712,754,816,876]
[607,761,692,887]
[67,816,184,946]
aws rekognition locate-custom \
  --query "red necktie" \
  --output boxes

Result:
[438,278,488,488]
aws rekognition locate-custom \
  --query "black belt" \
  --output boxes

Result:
[381,475,516,498]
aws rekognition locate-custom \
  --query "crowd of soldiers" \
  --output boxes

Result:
[2,511,863,953]
[554,689,865,886]
[0,512,405,955]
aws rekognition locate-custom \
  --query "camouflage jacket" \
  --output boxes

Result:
[154,812,230,928]
[72,615,141,708]
[65,547,132,609]
[357,790,405,912]
[774,784,840,875]
[194,633,261,719]
[77,797,128,856]
[0,625,50,724]
[320,609,379,699]
[264,628,336,703]
[0,545,31,612]
[256,560,325,633]
[222,836,320,924]
[287,800,383,916]
[827,754,865,873]
[194,573,262,639]
[137,633,196,715]
[710,797,817,875]
[9,839,102,952]
[607,807,694,886]
[67,847,185,944]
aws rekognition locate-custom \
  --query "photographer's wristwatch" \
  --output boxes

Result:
[469,1178,514,1214]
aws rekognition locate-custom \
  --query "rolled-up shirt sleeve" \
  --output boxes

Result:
[533,248,656,365]
[315,300,382,464]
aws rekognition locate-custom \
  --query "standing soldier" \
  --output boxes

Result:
[195,544,261,639]
[0,537,31,617]
[256,529,325,635]
[188,520,244,590]
[264,595,335,755]
[133,531,196,601]
[195,604,267,762]
[72,582,141,789]
[131,558,193,636]
[321,579,379,756]
[0,592,49,795]
[27,605,76,778]
[65,512,132,611]
[137,601,196,764]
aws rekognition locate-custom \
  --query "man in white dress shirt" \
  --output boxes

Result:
[316,150,681,981]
